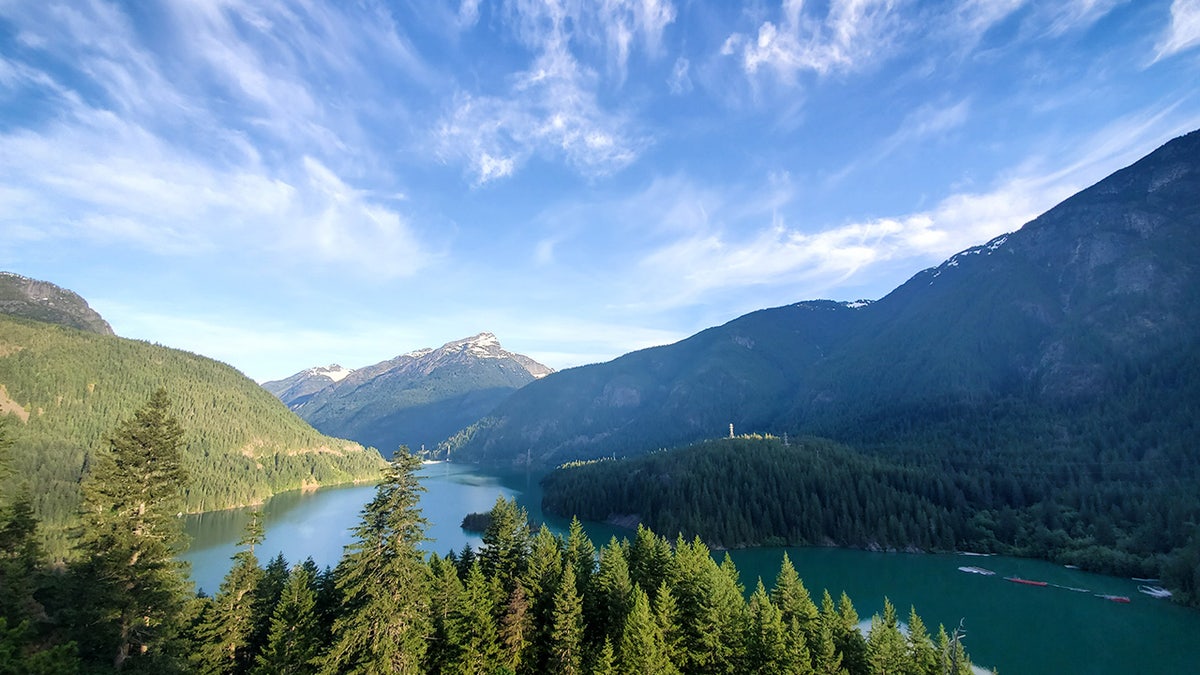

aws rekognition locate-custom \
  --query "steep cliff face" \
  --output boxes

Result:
[0,272,114,335]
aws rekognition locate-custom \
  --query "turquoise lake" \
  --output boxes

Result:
[181,463,1199,675]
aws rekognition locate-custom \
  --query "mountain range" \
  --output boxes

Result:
[444,129,1200,467]
[264,333,552,457]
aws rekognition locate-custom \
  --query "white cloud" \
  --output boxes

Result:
[1156,0,1200,60]
[435,41,642,184]
[627,183,1035,309]
[668,56,692,93]
[435,0,675,183]
[865,99,972,165]
[0,104,428,276]
[946,0,1027,46]
[626,105,1199,309]
[724,0,905,81]
[0,0,432,277]
[458,0,482,29]
[1040,0,1124,37]
[590,0,677,79]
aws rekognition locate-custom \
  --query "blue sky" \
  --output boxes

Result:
[2,0,1199,382]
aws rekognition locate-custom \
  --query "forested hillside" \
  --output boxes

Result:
[0,314,384,557]
[542,435,1200,606]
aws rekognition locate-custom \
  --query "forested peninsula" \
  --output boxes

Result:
[0,399,978,674]
[542,435,1200,607]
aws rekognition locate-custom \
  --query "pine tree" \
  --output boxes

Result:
[547,564,584,675]
[521,524,564,672]
[252,563,321,675]
[772,553,820,648]
[425,553,464,674]
[744,579,787,674]
[251,552,290,658]
[833,591,867,674]
[311,564,338,642]
[905,607,937,675]
[811,617,844,675]
[782,617,816,675]
[321,451,431,674]
[652,581,682,668]
[710,554,747,674]
[68,388,191,671]
[0,417,80,672]
[618,585,678,675]
[934,622,973,675]
[0,493,45,632]
[593,537,633,648]
[480,497,530,595]
[564,517,597,599]
[497,580,530,674]
[448,561,501,674]
[590,637,616,675]
[627,524,672,597]
[668,537,745,675]
[866,598,908,675]
[196,513,265,674]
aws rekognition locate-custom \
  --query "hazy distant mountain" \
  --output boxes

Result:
[0,271,114,335]
[446,129,1200,467]
[262,364,355,408]
[265,333,552,457]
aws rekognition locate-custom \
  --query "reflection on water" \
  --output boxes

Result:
[182,463,1200,675]
[182,463,522,594]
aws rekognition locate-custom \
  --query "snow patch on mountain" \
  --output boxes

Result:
[929,232,1014,282]
[306,364,353,383]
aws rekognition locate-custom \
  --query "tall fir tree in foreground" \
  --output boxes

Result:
[253,562,321,675]
[68,388,191,671]
[195,513,265,674]
[322,449,431,674]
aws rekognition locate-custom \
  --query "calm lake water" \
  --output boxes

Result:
[181,463,1199,675]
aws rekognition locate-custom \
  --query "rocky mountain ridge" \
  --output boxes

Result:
[0,271,114,335]
[264,333,552,456]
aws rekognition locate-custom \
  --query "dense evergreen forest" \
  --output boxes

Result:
[0,315,385,558]
[0,401,980,673]
[542,435,1200,607]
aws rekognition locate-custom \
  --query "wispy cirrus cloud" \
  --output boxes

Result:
[722,0,1125,89]
[1156,0,1200,60]
[721,0,906,81]
[435,0,675,184]
[943,0,1027,47]
[625,104,1200,310]
[435,57,642,186]
[0,105,430,276]
[833,98,972,178]
[0,0,432,277]
[943,0,1122,44]
[1039,0,1125,37]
